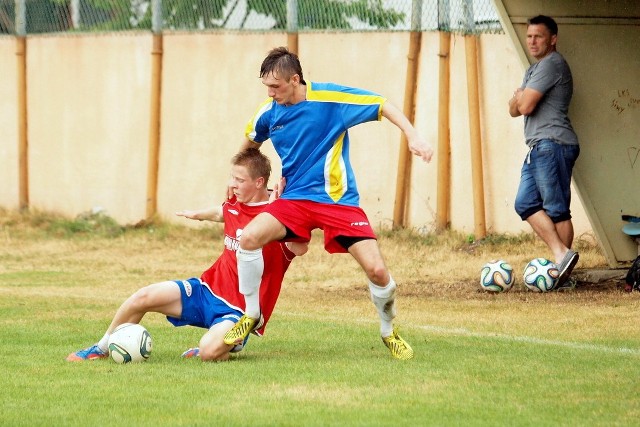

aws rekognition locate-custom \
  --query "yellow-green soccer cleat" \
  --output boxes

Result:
[382,328,414,360]
[223,314,258,345]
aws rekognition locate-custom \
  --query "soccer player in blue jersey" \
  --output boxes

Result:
[224,47,434,360]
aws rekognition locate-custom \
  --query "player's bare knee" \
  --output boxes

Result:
[199,343,230,362]
[238,229,261,251]
[128,286,154,311]
[366,265,390,285]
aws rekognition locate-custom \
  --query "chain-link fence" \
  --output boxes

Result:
[1,0,501,35]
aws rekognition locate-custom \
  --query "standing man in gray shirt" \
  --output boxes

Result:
[509,15,580,289]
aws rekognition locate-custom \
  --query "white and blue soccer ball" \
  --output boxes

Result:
[108,323,152,364]
[480,260,515,292]
[523,258,559,292]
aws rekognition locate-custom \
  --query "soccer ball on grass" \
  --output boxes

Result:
[480,260,514,292]
[523,258,559,292]
[108,323,152,364]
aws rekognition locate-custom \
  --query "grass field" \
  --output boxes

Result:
[1,210,639,426]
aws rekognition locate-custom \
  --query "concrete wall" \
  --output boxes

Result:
[0,31,591,237]
[0,37,19,209]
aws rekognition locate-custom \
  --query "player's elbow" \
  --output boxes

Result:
[518,103,536,116]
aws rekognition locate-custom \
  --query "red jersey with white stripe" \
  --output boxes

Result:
[200,196,295,335]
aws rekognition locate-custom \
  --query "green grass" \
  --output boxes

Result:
[1,210,639,426]
[1,307,638,426]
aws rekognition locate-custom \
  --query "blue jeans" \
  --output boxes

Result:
[515,140,580,223]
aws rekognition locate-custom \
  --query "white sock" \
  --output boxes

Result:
[237,247,263,319]
[97,332,110,353]
[368,278,397,337]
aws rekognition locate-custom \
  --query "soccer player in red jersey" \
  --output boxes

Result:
[66,148,307,362]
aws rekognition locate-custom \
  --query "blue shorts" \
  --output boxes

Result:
[166,278,248,351]
[515,139,580,223]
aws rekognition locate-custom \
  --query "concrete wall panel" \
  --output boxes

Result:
[0,31,598,245]
[26,35,151,223]
[0,37,19,210]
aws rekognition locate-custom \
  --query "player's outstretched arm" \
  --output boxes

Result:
[175,206,223,223]
[381,102,433,163]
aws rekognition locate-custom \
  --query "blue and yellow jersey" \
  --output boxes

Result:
[245,82,385,206]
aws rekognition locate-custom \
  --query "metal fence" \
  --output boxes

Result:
[1,0,501,35]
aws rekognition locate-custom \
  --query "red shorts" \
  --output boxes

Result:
[264,199,376,254]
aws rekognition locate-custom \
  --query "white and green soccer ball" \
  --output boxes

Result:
[523,258,559,292]
[480,260,514,292]
[108,323,152,364]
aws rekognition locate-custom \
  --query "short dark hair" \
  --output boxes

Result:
[231,148,271,183]
[528,15,558,36]
[259,46,307,85]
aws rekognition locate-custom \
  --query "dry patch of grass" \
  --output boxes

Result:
[2,208,637,348]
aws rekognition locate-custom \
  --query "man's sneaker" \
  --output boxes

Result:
[223,314,258,345]
[382,328,414,360]
[554,276,577,292]
[181,347,200,358]
[66,344,108,361]
[555,250,579,289]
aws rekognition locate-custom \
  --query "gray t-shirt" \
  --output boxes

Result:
[521,51,579,147]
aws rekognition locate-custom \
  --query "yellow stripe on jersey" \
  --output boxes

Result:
[307,88,385,107]
[325,132,347,202]
[245,98,273,142]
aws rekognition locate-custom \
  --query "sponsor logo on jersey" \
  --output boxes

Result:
[225,228,243,252]
[350,221,369,227]
[228,209,239,216]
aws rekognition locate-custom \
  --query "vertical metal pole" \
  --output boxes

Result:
[436,0,451,231]
[71,0,80,29]
[393,0,422,228]
[16,0,28,210]
[286,0,298,54]
[464,0,486,239]
[146,0,163,219]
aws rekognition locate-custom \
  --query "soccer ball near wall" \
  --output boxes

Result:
[480,260,515,292]
[523,258,559,292]
[108,323,152,364]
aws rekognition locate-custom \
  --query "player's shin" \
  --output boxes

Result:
[368,278,397,337]
[237,247,264,319]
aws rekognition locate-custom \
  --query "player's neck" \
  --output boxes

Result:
[245,190,269,204]
[535,47,556,61]
[290,84,307,105]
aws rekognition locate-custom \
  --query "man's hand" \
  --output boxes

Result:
[508,88,524,117]
[408,135,434,163]
[381,102,434,163]
[175,210,201,220]
[269,177,286,203]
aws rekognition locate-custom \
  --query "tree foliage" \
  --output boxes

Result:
[1,0,405,33]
